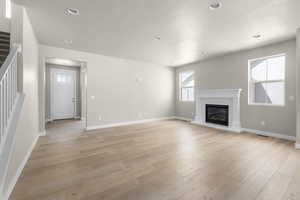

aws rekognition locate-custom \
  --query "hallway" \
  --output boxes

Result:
[45,119,85,139]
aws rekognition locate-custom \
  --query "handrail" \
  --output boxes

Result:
[0,46,19,82]
[0,44,20,153]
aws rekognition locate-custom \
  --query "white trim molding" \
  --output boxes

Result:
[86,117,175,131]
[174,116,193,122]
[39,131,46,136]
[2,134,39,200]
[45,118,53,123]
[243,128,296,141]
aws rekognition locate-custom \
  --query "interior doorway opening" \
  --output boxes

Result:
[44,57,87,137]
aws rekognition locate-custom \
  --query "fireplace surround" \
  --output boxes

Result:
[192,89,242,132]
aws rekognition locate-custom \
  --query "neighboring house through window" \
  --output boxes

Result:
[179,71,195,101]
[248,54,285,106]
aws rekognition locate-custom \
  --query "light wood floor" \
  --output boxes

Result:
[10,120,300,200]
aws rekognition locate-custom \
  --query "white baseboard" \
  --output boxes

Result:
[174,116,193,122]
[295,143,300,149]
[39,131,46,136]
[86,117,175,131]
[45,118,53,123]
[2,135,39,200]
[243,128,296,141]
[189,121,295,142]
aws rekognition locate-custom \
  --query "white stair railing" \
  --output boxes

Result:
[0,46,19,153]
[0,44,24,199]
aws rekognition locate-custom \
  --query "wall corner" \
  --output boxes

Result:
[296,28,300,146]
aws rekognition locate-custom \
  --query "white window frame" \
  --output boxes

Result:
[248,53,286,107]
[179,70,195,102]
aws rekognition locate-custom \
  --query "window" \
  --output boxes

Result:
[6,0,11,19]
[179,71,195,101]
[248,54,285,106]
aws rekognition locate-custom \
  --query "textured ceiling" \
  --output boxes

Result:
[14,0,300,66]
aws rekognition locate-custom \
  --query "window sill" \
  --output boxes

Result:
[248,103,285,107]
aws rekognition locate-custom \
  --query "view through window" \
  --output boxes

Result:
[179,71,195,101]
[248,54,285,106]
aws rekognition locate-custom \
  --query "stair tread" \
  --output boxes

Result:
[0,31,10,36]
[0,43,10,47]
[0,35,10,40]
[0,35,10,39]
[0,39,9,43]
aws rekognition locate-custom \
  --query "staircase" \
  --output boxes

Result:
[0,31,10,67]
[0,41,24,200]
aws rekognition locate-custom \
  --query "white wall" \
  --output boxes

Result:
[297,29,300,145]
[176,40,297,137]
[0,0,10,32]
[39,45,175,130]
[4,7,40,194]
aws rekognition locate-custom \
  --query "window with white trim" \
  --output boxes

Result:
[248,54,285,106]
[179,71,195,101]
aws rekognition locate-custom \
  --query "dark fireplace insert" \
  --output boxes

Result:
[206,104,229,126]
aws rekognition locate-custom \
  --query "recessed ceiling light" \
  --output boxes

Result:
[209,2,222,10]
[65,8,80,16]
[63,39,73,45]
[253,34,261,39]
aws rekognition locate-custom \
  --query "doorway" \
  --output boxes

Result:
[50,68,78,120]
[44,58,87,137]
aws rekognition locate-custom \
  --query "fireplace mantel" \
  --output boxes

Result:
[192,89,242,132]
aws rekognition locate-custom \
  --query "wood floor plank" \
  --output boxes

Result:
[9,120,300,200]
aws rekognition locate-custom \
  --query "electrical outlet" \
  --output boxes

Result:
[98,115,102,121]
[261,121,265,126]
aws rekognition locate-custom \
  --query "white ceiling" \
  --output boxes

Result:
[15,0,300,66]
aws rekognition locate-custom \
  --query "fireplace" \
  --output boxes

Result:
[206,104,229,126]
[192,89,242,132]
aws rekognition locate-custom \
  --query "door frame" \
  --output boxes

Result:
[39,57,88,135]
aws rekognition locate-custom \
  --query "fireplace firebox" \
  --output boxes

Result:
[205,104,229,126]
